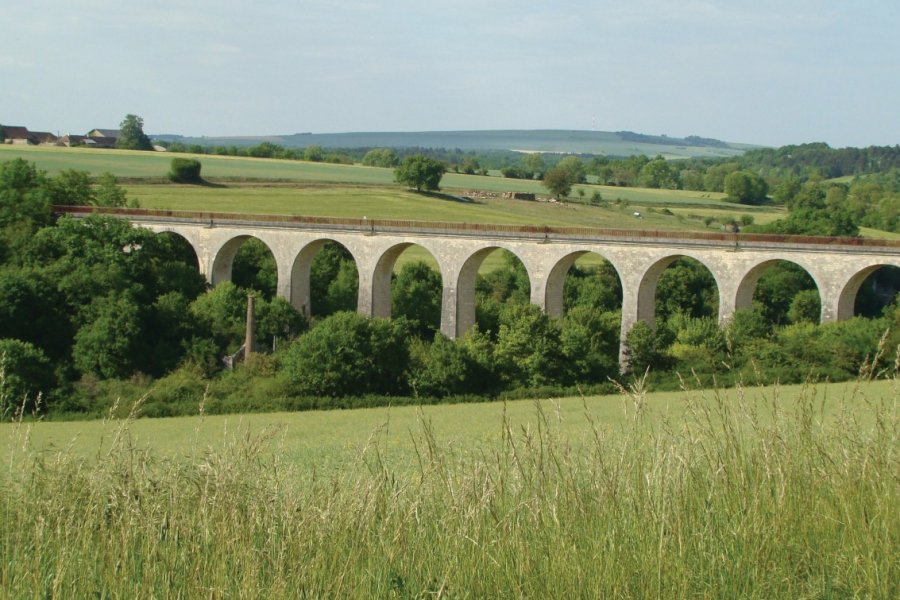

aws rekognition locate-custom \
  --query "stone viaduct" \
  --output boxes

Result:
[60,207,900,364]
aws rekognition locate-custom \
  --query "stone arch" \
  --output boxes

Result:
[836,263,900,321]
[211,235,277,286]
[543,250,623,318]
[733,258,821,322]
[289,238,360,318]
[155,230,200,271]
[369,242,443,320]
[454,245,532,337]
[636,254,721,330]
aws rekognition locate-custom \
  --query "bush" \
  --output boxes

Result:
[168,158,203,184]
[0,338,54,414]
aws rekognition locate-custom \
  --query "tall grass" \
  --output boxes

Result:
[1,376,897,598]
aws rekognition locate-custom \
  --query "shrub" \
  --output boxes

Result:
[168,158,203,184]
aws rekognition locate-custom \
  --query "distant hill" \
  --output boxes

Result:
[152,129,758,159]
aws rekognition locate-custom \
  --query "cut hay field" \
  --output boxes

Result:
[2,378,896,597]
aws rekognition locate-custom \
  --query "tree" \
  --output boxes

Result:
[556,156,586,183]
[0,338,54,413]
[391,261,442,338]
[542,166,574,199]
[521,153,546,180]
[394,155,446,192]
[0,158,53,231]
[361,148,399,168]
[93,172,128,207]
[724,171,769,205]
[48,169,94,205]
[281,312,410,396]
[116,114,153,151]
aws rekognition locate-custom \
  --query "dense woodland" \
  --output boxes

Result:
[1,153,900,419]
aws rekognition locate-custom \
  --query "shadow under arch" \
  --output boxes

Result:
[290,238,360,318]
[838,263,900,320]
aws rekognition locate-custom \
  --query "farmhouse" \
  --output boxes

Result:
[30,131,59,145]
[86,128,120,148]
[1,125,35,144]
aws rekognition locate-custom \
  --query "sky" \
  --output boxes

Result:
[3,0,899,148]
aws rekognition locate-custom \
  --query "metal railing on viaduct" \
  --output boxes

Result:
[57,206,900,364]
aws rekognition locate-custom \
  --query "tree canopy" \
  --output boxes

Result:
[394,155,446,192]
[116,114,153,151]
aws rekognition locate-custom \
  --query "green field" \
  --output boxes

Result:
[2,378,896,597]
[3,379,892,474]
[2,145,786,232]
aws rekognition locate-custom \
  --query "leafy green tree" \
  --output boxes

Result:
[409,333,482,397]
[0,338,53,413]
[116,114,152,151]
[0,158,52,231]
[787,289,821,324]
[188,282,248,357]
[232,238,277,299]
[48,169,94,205]
[0,266,73,362]
[255,296,307,348]
[639,157,679,189]
[563,262,622,313]
[281,312,410,396]
[93,172,128,207]
[495,302,565,387]
[723,171,769,204]
[72,294,145,379]
[303,145,325,162]
[310,242,359,317]
[624,321,665,375]
[753,263,818,325]
[391,261,442,338]
[361,148,399,168]
[542,166,574,199]
[521,153,545,179]
[394,155,446,191]
[556,156,586,183]
[655,258,718,323]
[560,305,620,383]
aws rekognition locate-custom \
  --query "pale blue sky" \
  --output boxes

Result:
[3,0,898,147]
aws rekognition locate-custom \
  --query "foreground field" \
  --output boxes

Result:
[2,379,897,597]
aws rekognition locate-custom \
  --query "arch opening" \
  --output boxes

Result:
[232,238,277,299]
[554,252,624,383]
[471,248,531,337]
[155,231,200,272]
[842,264,900,320]
[290,240,359,319]
[380,243,443,339]
[747,260,821,325]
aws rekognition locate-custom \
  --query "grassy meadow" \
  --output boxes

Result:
[1,377,897,597]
